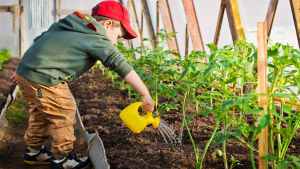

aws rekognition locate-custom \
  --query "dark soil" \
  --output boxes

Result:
[0,58,20,112]
[0,91,91,169]
[69,67,300,169]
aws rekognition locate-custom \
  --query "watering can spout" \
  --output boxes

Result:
[120,102,160,134]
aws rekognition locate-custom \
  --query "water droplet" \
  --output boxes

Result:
[156,120,180,145]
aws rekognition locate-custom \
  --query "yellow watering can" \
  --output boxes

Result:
[120,102,160,134]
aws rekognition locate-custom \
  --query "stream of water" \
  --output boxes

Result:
[156,120,181,145]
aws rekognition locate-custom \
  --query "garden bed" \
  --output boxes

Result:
[68,67,300,169]
[0,58,20,112]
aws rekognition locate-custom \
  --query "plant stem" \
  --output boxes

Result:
[277,98,284,157]
[182,96,199,168]
[250,133,256,169]
[223,122,228,169]
[199,120,220,169]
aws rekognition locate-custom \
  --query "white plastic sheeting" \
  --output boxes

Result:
[1,0,299,56]
[30,0,51,28]
[0,0,20,57]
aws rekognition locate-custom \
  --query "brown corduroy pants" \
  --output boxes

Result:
[16,74,76,158]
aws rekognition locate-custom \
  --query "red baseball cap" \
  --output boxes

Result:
[91,1,138,40]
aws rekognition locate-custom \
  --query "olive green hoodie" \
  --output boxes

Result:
[16,13,133,86]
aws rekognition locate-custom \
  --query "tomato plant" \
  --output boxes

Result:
[0,48,11,70]
[93,29,300,169]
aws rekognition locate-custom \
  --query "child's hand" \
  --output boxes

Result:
[11,72,18,85]
[141,94,154,113]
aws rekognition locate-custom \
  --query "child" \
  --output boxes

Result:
[10,1,154,169]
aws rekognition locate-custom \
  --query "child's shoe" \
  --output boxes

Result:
[24,145,53,165]
[50,151,91,169]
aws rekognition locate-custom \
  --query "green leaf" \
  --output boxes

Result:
[203,66,215,77]
[180,69,188,80]
[225,77,237,84]
[241,62,252,75]
[195,82,207,91]
[212,135,229,147]
[231,130,241,137]
[220,99,233,111]
[171,89,178,99]
[259,114,271,130]
[269,109,287,123]
[260,154,279,160]
[199,102,206,107]
[187,114,196,123]
[216,60,229,69]
[159,106,168,115]
[246,107,264,115]
[207,43,218,53]
[276,160,292,169]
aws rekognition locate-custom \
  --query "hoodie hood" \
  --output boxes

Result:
[57,13,107,36]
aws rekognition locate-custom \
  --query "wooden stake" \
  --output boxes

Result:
[185,24,189,56]
[224,0,244,42]
[19,0,24,57]
[158,0,179,57]
[257,22,268,169]
[265,0,279,37]
[141,7,144,47]
[141,0,156,49]
[156,1,159,45]
[214,0,226,46]
[290,0,300,49]
[128,0,142,46]
[182,0,206,62]
[57,0,61,21]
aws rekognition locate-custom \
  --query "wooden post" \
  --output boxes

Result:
[141,7,144,47]
[182,0,206,62]
[265,0,279,37]
[156,1,159,45]
[214,0,226,46]
[141,0,156,49]
[19,0,24,57]
[290,0,300,49]
[158,0,179,57]
[224,0,244,42]
[57,0,61,21]
[128,0,142,46]
[257,22,268,169]
[185,24,189,56]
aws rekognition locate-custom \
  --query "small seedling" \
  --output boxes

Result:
[7,109,26,123]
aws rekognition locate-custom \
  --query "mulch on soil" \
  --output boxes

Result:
[69,67,300,169]
[0,58,20,112]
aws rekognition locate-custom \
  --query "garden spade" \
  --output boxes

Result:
[71,91,110,169]
[120,102,160,133]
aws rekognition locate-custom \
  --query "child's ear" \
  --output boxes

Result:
[102,20,113,29]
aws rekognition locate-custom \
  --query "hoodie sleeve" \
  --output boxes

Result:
[88,38,133,79]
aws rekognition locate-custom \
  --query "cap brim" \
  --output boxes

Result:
[121,22,138,40]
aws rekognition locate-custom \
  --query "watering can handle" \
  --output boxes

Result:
[144,108,152,114]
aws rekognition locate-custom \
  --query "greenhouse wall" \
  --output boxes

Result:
[0,0,299,56]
